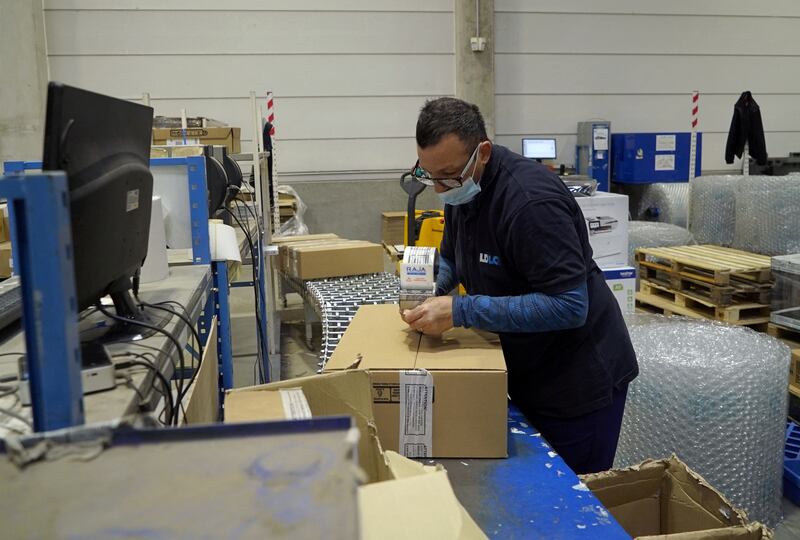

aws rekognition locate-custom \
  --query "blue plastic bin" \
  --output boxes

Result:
[785,421,800,505]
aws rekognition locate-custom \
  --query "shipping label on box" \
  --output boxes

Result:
[576,192,629,268]
[602,266,636,315]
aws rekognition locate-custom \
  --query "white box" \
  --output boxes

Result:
[602,266,636,315]
[576,191,629,268]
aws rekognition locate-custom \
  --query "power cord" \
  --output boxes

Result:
[94,302,187,405]
[223,205,268,384]
[138,301,204,365]
[117,356,175,425]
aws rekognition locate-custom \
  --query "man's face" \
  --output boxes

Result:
[417,134,492,193]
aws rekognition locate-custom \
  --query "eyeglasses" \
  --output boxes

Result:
[411,144,480,189]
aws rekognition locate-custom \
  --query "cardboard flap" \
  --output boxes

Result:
[326,305,419,370]
[417,328,506,371]
[226,371,385,483]
[359,470,487,540]
[382,450,442,478]
[637,523,772,540]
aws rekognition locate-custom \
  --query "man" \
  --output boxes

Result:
[402,97,638,474]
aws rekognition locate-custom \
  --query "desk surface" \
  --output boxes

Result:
[0,265,211,434]
[435,407,629,539]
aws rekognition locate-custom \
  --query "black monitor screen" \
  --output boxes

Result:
[43,82,154,312]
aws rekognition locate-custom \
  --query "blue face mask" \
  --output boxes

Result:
[437,176,481,206]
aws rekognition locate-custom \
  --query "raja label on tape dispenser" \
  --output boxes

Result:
[400,246,437,290]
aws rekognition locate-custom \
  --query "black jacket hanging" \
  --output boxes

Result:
[725,91,767,166]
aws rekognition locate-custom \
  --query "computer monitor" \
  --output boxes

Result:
[42,82,154,322]
[522,138,557,160]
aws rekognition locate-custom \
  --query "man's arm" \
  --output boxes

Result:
[435,255,458,296]
[452,283,588,333]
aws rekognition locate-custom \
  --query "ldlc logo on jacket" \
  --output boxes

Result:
[479,253,501,266]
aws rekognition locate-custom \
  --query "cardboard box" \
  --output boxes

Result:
[603,266,636,315]
[791,349,800,386]
[576,191,629,268]
[382,211,407,246]
[289,240,384,280]
[225,370,487,539]
[272,233,339,274]
[0,242,12,278]
[581,456,772,539]
[152,127,241,154]
[324,304,508,458]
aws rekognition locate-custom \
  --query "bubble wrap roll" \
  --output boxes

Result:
[616,315,790,526]
[689,175,740,246]
[635,183,691,228]
[628,221,696,266]
[733,175,800,255]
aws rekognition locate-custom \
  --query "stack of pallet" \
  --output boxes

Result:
[634,245,773,331]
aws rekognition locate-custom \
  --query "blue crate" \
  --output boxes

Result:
[611,132,702,184]
[785,421,800,505]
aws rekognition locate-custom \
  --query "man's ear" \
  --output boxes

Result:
[479,140,493,165]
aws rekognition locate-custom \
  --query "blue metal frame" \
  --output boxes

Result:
[0,172,84,431]
[212,261,234,393]
[4,158,213,266]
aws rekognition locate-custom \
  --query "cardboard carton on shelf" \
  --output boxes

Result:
[580,455,772,539]
[226,370,487,540]
[324,304,508,458]
[382,211,407,246]
[152,126,241,154]
[272,233,341,274]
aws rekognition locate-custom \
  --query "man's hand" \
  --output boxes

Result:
[402,296,454,336]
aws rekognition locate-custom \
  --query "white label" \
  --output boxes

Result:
[126,189,140,212]
[279,388,312,420]
[655,134,677,152]
[399,369,433,457]
[593,127,609,150]
[655,154,675,171]
[401,246,436,291]
[167,138,201,146]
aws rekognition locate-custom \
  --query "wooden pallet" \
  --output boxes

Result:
[638,280,770,324]
[768,323,800,349]
[636,245,772,286]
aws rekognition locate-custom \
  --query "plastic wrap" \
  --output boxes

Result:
[277,185,309,236]
[628,221,695,267]
[616,315,790,526]
[733,174,800,255]
[689,175,740,246]
[634,183,690,228]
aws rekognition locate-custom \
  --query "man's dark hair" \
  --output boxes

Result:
[416,97,488,149]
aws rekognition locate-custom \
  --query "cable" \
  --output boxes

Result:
[118,354,175,426]
[94,302,187,405]
[0,406,32,428]
[138,301,203,365]
[224,206,268,384]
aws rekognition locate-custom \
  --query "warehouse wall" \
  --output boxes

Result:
[43,0,453,176]
[493,0,800,172]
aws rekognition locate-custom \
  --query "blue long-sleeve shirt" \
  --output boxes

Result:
[436,256,589,333]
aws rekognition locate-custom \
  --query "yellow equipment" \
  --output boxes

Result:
[403,210,445,249]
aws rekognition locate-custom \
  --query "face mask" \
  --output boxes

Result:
[438,177,481,206]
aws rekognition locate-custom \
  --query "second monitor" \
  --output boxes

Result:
[522,138,557,161]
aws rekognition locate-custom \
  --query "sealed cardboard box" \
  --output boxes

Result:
[0,204,9,243]
[382,211,407,246]
[289,240,384,280]
[152,127,241,154]
[226,370,487,539]
[324,304,508,458]
[576,191,629,268]
[580,456,772,539]
[272,233,340,274]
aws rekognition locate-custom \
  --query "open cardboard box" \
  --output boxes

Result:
[323,304,507,458]
[226,370,486,539]
[580,456,772,539]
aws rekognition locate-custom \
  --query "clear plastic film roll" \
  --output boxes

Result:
[616,314,790,527]
[628,221,696,267]
[635,183,691,228]
[733,174,800,256]
[689,175,740,247]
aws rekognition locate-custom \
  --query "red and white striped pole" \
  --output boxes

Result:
[689,90,699,181]
[266,91,276,136]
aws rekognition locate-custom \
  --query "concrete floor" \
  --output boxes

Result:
[229,282,800,538]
